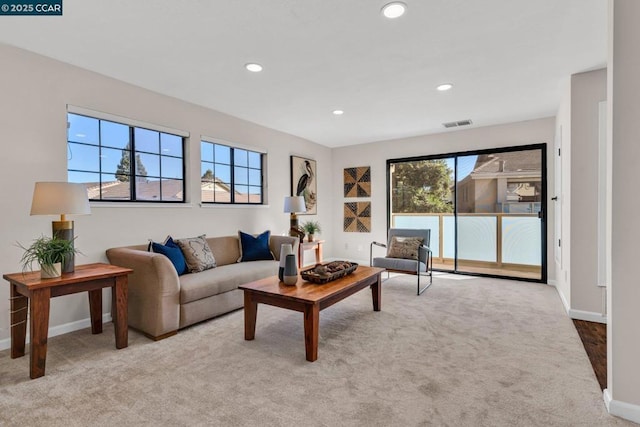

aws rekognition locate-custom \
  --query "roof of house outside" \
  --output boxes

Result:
[472,151,541,175]
[86,179,183,201]
[84,179,260,203]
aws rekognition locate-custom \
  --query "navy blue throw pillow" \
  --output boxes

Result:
[238,230,274,262]
[150,236,188,275]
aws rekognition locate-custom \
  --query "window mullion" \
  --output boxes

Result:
[130,126,136,201]
[260,154,264,203]
[230,148,235,203]
[158,133,163,201]
[98,120,103,200]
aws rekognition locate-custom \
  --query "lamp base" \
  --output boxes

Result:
[52,220,74,273]
[289,213,299,237]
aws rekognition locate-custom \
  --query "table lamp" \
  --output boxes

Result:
[30,182,91,273]
[283,196,306,237]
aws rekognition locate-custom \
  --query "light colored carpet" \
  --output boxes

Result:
[0,274,634,426]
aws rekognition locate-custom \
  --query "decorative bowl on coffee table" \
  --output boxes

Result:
[301,261,358,284]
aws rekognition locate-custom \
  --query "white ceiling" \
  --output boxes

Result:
[0,0,606,147]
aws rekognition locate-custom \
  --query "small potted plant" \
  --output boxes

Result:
[18,235,78,279]
[302,221,321,242]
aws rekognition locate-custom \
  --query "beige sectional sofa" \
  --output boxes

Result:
[106,234,298,340]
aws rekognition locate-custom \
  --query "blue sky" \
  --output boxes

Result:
[67,114,184,181]
[445,155,477,181]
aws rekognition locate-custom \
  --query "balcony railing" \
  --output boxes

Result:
[391,213,541,278]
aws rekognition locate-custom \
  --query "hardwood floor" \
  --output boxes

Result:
[431,261,541,280]
[573,319,607,390]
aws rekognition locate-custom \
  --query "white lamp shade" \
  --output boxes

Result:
[30,182,91,216]
[283,196,307,213]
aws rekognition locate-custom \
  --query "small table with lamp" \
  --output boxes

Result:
[298,239,324,268]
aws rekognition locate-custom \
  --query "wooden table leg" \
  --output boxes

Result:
[303,303,319,362]
[88,289,103,334]
[244,292,257,340]
[10,284,27,359]
[371,273,382,311]
[113,276,128,349]
[298,245,304,269]
[30,288,51,379]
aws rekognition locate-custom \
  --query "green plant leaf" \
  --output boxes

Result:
[16,235,79,272]
[301,220,321,234]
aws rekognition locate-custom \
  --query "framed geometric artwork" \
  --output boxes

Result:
[290,155,317,215]
[344,202,371,232]
[344,166,371,197]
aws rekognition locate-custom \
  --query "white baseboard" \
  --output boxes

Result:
[553,282,571,313]
[551,282,607,324]
[604,388,640,424]
[0,313,112,352]
[568,309,607,324]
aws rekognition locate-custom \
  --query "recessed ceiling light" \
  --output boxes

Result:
[245,63,263,72]
[332,110,344,115]
[437,83,453,91]
[381,2,407,19]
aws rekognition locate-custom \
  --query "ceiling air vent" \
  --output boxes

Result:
[443,119,473,128]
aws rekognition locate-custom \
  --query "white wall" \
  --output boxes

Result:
[567,69,608,319]
[606,0,640,421]
[0,43,332,343]
[330,118,556,281]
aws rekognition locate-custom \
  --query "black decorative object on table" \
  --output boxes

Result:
[283,254,298,285]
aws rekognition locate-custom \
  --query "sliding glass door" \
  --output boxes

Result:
[389,144,546,282]
[390,158,455,271]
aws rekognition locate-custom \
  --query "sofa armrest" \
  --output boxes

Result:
[269,235,299,260]
[105,247,181,339]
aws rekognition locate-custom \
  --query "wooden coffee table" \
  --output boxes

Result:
[239,265,384,362]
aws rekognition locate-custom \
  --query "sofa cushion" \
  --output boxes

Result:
[179,260,278,304]
[238,230,275,262]
[206,236,241,267]
[372,257,427,273]
[387,236,423,260]
[149,236,188,275]
[176,235,217,273]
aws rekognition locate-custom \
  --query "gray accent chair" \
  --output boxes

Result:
[370,228,433,295]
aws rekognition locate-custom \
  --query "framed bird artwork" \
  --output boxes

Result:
[290,155,317,215]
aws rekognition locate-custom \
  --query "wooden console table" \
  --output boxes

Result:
[3,263,132,379]
[298,239,324,268]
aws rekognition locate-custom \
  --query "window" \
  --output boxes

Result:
[200,140,263,204]
[67,113,185,202]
